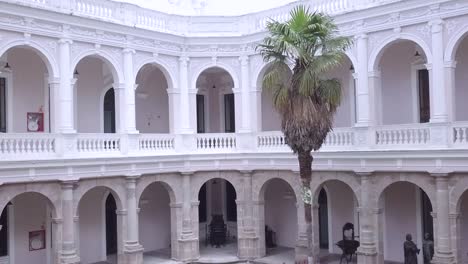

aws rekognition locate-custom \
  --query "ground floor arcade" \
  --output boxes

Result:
[0,170,464,264]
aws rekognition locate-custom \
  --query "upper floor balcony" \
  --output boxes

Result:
[1,0,403,36]
[0,0,468,162]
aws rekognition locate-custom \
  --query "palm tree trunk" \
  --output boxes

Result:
[298,150,314,263]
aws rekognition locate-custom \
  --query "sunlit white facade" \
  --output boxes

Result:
[0,0,468,263]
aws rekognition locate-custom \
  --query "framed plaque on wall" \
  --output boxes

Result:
[29,230,45,251]
[26,112,44,132]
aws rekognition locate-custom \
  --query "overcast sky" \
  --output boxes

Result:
[112,0,299,16]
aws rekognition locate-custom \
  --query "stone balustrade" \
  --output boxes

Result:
[1,122,465,160]
[1,0,402,36]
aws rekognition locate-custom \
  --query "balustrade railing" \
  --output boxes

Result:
[196,133,237,151]
[1,0,402,36]
[453,123,468,145]
[0,133,56,156]
[139,134,175,152]
[2,122,468,161]
[323,128,355,147]
[77,134,120,153]
[375,124,430,146]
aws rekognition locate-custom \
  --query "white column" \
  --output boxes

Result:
[444,61,457,122]
[357,173,379,264]
[124,176,143,252]
[356,34,370,127]
[239,55,251,132]
[178,56,193,133]
[113,83,125,134]
[58,39,75,133]
[48,77,60,133]
[251,86,262,132]
[429,19,448,123]
[181,173,193,236]
[432,176,455,263]
[123,48,138,133]
[60,181,80,264]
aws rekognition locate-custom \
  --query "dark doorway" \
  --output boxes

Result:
[105,194,118,256]
[318,188,329,249]
[103,88,116,133]
[224,94,235,133]
[0,78,6,133]
[0,204,8,257]
[421,189,434,242]
[197,94,205,133]
[226,181,237,222]
[199,183,207,223]
[418,69,430,123]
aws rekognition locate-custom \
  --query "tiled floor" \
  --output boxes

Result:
[91,246,403,264]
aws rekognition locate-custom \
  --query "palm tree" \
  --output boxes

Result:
[257,5,352,262]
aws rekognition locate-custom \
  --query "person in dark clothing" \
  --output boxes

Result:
[422,233,434,264]
[404,234,420,264]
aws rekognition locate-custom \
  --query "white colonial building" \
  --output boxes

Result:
[0,0,468,263]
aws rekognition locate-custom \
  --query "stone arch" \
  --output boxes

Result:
[445,24,468,62]
[373,172,436,208]
[191,63,240,91]
[71,49,123,84]
[134,58,176,90]
[0,183,60,218]
[253,171,301,203]
[136,174,180,204]
[310,171,362,207]
[0,39,59,78]
[449,174,468,214]
[191,171,242,202]
[369,33,433,72]
[73,178,126,216]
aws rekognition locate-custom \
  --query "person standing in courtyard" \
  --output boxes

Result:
[404,234,420,264]
[422,233,434,264]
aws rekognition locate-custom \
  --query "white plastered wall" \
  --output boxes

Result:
[135,65,170,133]
[78,187,108,264]
[7,48,48,133]
[138,183,171,252]
[264,178,297,248]
[454,36,468,121]
[324,181,357,254]
[75,57,113,133]
[379,42,421,125]
[382,182,419,263]
[12,193,51,264]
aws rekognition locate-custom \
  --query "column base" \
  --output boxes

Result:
[295,239,318,264]
[238,235,259,259]
[121,242,144,264]
[59,251,80,264]
[177,237,199,262]
[357,247,379,264]
[432,253,456,264]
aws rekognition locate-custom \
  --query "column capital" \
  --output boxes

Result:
[449,213,460,220]
[444,60,457,69]
[355,33,368,40]
[113,83,126,90]
[239,55,249,65]
[122,48,136,54]
[355,171,374,177]
[239,170,253,176]
[180,171,194,176]
[429,19,444,33]
[61,180,78,189]
[58,38,73,45]
[116,209,127,216]
[125,175,139,184]
[179,56,190,64]
[52,217,63,224]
